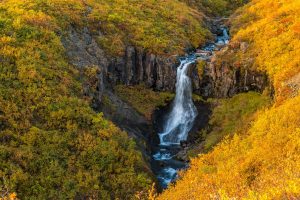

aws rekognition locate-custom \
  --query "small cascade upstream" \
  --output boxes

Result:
[151,26,230,189]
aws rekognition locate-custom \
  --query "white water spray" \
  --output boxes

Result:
[159,58,198,145]
[153,27,230,189]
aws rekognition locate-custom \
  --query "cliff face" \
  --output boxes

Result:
[63,26,268,100]
[61,26,155,153]
[60,23,271,187]
[61,25,269,145]
[107,46,177,91]
[62,27,178,94]
[107,47,178,91]
[196,47,269,98]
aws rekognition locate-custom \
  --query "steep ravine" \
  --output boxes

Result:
[61,18,270,190]
[62,20,268,100]
[150,24,233,189]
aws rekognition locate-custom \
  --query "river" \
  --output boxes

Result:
[151,26,230,189]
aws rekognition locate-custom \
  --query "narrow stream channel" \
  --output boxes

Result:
[151,25,230,189]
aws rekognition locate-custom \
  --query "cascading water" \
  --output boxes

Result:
[152,57,198,189]
[159,58,198,145]
[152,26,230,189]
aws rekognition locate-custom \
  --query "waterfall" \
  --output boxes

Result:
[217,27,230,45]
[152,26,230,189]
[159,58,198,145]
[223,28,229,44]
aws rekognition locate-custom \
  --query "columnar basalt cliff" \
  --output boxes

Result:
[61,26,179,144]
[62,26,269,102]
[60,19,272,191]
[107,47,178,91]
[197,45,269,98]
[61,23,270,150]
[62,27,178,95]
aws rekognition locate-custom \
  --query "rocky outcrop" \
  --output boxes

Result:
[199,62,268,98]
[62,25,269,105]
[61,25,270,147]
[100,90,152,151]
[61,27,157,162]
[107,48,178,91]
[62,26,178,95]
[61,25,180,142]
[192,43,269,98]
[61,23,271,188]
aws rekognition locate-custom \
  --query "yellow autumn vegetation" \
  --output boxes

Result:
[231,0,300,102]
[0,0,154,199]
[183,0,247,16]
[87,0,211,56]
[1,0,211,57]
[202,92,271,152]
[0,193,17,200]
[159,95,300,199]
[159,0,300,199]
[115,85,174,120]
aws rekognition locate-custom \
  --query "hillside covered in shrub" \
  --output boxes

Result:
[0,0,167,199]
[182,0,248,16]
[1,0,299,199]
[0,0,221,198]
[158,0,300,199]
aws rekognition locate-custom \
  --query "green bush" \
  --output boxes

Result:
[203,92,271,151]
[115,84,174,120]
[0,1,151,199]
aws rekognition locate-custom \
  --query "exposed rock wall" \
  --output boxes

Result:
[62,26,178,95]
[190,42,269,98]
[61,26,269,139]
[61,27,154,157]
[198,57,269,98]
[62,26,269,104]
[61,25,270,176]
[106,47,178,91]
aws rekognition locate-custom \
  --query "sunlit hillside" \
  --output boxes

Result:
[182,0,248,16]
[1,0,299,199]
[231,0,300,102]
[158,0,300,199]
[0,0,215,198]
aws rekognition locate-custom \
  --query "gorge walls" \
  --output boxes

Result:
[60,21,270,157]
[62,25,269,102]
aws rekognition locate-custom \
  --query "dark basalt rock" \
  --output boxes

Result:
[61,24,270,147]
[195,45,269,98]
[61,21,271,190]
[107,47,178,91]
[62,25,269,106]
[62,26,178,93]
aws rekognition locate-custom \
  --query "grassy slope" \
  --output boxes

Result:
[187,92,271,158]
[114,85,175,120]
[203,92,271,151]
[159,0,300,199]
[182,0,248,16]
[0,0,212,198]
[87,0,210,56]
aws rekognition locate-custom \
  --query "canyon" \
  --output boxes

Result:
[61,18,269,189]
[1,0,299,198]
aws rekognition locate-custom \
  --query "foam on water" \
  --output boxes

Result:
[157,167,177,188]
[153,152,173,161]
[153,27,230,189]
[159,57,198,145]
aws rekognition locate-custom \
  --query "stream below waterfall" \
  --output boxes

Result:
[151,25,230,190]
